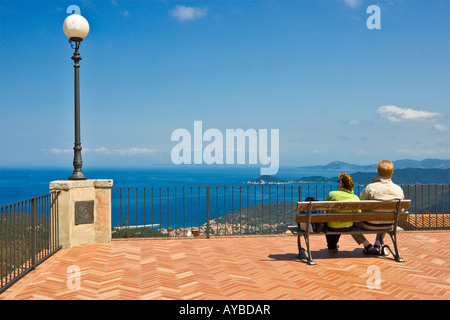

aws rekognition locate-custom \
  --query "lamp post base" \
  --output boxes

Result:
[68,170,88,180]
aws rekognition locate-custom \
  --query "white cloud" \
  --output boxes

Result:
[377,105,442,123]
[49,148,71,154]
[349,120,360,126]
[395,148,450,156]
[81,0,94,8]
[170,5,207,22]
[110,1,129,18]
[434,124,448,132]
[117,147,158,155]
[93,147,158,156]
[93,147,109,153]
[342,0,362,8]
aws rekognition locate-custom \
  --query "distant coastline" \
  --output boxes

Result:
[248,159,450,185]
[248,168,450,185]
[1,158,449,207]
[294,158,450,171]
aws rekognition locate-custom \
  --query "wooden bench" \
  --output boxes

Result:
[288,199,411,265]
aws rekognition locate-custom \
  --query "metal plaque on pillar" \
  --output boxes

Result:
[75,200,94,225]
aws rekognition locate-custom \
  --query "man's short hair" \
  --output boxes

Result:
[377,160,394,178]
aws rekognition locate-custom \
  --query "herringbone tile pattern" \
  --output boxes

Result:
[1,231,449,300]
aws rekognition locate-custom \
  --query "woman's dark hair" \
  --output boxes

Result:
[338,173,354,191]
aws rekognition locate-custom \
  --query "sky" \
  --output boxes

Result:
[0,0,449,170]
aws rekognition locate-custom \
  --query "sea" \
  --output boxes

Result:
[0,166,345,228]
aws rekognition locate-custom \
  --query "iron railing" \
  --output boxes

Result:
[111,184,450,238]
[112,185,303,238]
[0,192,61,294]
[401,184,450,230]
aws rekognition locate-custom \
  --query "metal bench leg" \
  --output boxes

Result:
[296,234,302,257]
[297,234,309,262]
[381,244,393,257]
[388,232,404,262]
[303,234,316,265]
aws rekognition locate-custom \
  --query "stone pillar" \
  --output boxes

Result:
[49,179,113,249]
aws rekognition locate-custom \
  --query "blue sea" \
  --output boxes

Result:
[0,166,345,205]
[0,166,344,228]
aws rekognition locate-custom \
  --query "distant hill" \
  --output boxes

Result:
[297,161,376,172]
[350,168,450,185]
[392,159,450,169]
[248,168,450,185]
[296,159,450,171]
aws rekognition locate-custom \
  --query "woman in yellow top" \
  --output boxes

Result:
[325,173,360,251]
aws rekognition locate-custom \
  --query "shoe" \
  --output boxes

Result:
[363,244,371,255]
[363,244,380,255]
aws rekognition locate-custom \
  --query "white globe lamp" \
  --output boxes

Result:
[63,14,89,41]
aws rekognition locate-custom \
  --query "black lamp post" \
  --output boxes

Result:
[63,14,89,180]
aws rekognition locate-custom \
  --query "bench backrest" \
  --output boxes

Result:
[296,200,411,223]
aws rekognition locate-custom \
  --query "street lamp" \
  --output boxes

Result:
[63,14,89,180]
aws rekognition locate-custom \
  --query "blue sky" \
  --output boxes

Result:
[0,0,449,169]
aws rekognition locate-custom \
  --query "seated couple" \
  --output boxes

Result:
[325,160,404,256]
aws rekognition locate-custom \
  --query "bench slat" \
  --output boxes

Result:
[297,200,410,212]
[296,212,409,223]
[288,226,403,235]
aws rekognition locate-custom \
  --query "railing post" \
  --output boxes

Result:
[31,198,36,269]
[206,187,210,239]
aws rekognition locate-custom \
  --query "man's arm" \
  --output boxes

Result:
[359,187,370,200]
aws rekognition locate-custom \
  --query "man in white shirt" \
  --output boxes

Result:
[352,160,404,255]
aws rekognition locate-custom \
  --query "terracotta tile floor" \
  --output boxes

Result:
[1,231,449,300]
